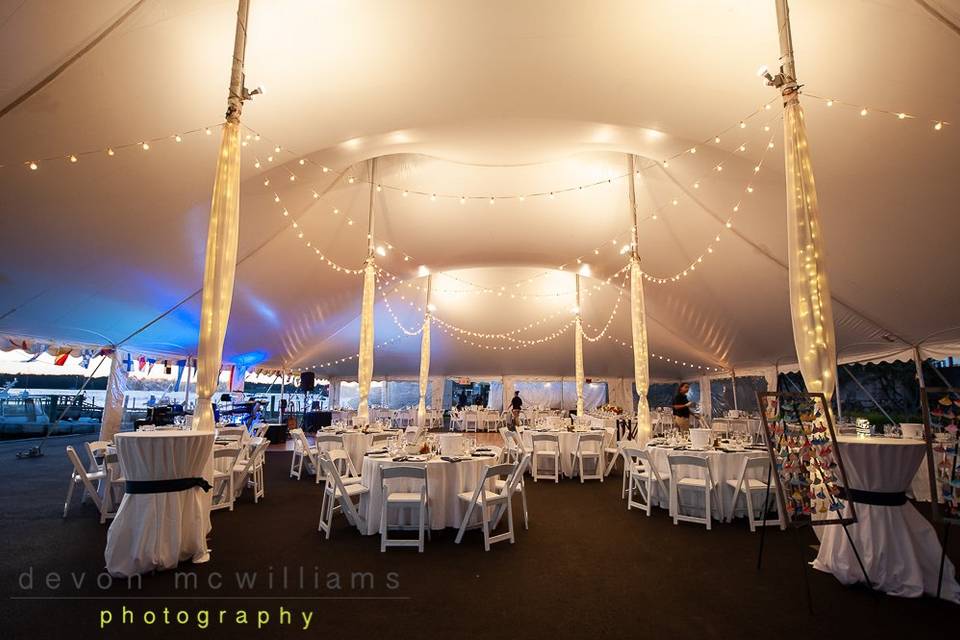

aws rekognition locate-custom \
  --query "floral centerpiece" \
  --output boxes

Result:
[599,404,624,415]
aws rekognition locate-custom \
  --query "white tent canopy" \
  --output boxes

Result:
[1,0,958,382]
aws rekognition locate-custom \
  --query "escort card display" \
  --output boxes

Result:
[757,391,856,527]
[919,387,960,524]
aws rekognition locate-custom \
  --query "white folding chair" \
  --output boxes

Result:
[667,454,722,529]
[726,456,786,531]
[327,448,363,485]
[289,428,320,481]
[455,462,518,550]
[574,433,605,483]
[63,445,107,520]
[494,454,530,530]
[499,427,520,463]
[317,454,368,539]
[464,410,478,433]
[379,465,431,552]
[623,447,669,515]
[101,452,127,522]
[212,447,243,511]
[83,440,110,474]
[233,437,270,503]
[449,409,464,432]
[530,433,560,483]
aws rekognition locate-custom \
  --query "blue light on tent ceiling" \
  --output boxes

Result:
[232,351,268,366]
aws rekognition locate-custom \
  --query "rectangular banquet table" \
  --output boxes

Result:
[812,435,960,602]
[104,430,214,577]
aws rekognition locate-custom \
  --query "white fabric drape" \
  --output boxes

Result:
[430,377,444,410]
[784,96,838,400]
[630,257,651,441]
[417,314,431,425]
[193,120,242,433]
[356,259,376,423]
[575,314,585,415]
[98,352,127,442]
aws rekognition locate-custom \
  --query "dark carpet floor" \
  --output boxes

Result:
[1,434,956,639]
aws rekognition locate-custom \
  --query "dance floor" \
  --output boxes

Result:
[2,434,956,639]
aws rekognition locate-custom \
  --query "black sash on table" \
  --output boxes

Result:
[125,478,213,494]
[837,486,907,507]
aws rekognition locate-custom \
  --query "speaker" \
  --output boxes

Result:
[300,371,315,392]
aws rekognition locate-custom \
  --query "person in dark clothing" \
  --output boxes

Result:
[456,392,467,410]
[672,382,692,431]
[509,391,523,429]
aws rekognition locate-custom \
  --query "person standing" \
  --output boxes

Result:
[672,382,693,431]
[509,390,523,430]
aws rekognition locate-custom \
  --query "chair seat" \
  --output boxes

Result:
[340,476,363,485]
[677,477,710,487]
[331,483,369,498]
[726,478,771,490]
[385,492,425,503]
[81,470,107,481]
[457,489,502,503]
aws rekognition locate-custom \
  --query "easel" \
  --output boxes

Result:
[755,391,872,613]
[919,386,960,599]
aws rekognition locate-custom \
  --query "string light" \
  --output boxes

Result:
[805,92,950,131]
[6,122,224,171]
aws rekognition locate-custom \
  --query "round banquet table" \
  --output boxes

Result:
[812,436,960,602]
[644,444,768,520]
[357,454,499,535]
[104,430,214,577]
[521,428,615,478]
[317,430,377,471]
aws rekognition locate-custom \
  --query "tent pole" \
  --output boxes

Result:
[731,368,738,411]
[192,0,251,436]
[184,356,193,407]
[356,159,378,424]
[913,345,927,387]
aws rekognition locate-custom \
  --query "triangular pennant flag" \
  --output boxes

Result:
[138,355,147,371]
[53,347,72,366]
[123,352,133,372]
[146,358,156,375]
[164,360,172,375]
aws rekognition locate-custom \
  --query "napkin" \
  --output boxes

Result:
[472,453,496,458]
[441,456,461,463]
[367,448,388,455]
[391,456,410,462]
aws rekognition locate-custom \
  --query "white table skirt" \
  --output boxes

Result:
[105,431,214,577]
[521,428,614,478]
[357,455,498,534]
[812,436,960,602]
[644,445,768,519]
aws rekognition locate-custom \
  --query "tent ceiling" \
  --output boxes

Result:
[0,0,958,380]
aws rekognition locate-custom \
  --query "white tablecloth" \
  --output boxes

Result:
[316,430,376,470]
[644,445,768,519]
[521,428,614,478]
[813,436,960,602]
[105,431,214,577]
[357,454,499,534]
